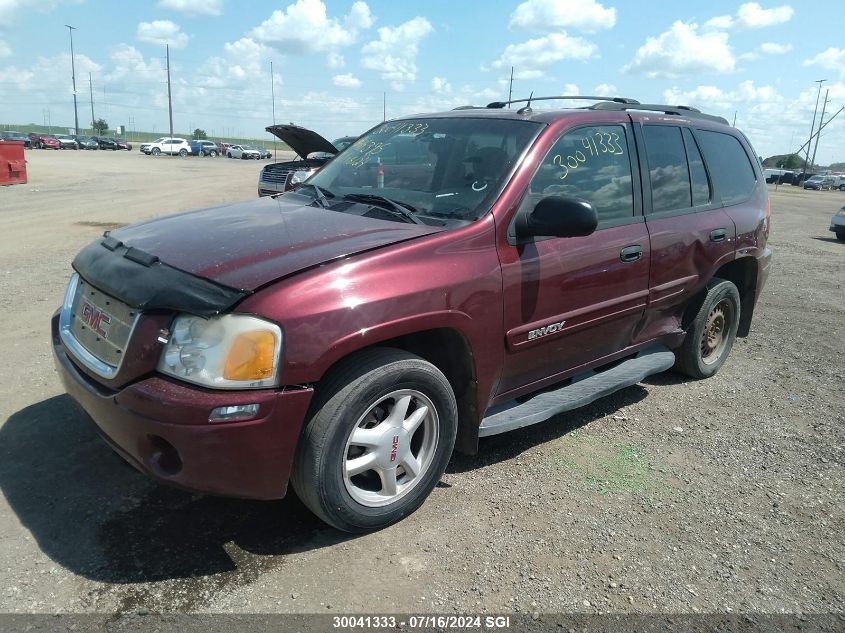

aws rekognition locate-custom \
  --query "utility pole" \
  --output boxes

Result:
[803,79,826,178]
[65,25,80,136]
[508,66,514,108]
[732,111,737,127]
[166,44,174,142]
[383,92,386,121]
[810,89,829,171]
[270,60,276,159]
[88,73,95,133]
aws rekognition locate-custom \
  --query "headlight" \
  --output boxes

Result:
[837,209,845,216]
[157,314,282,389]
[290,169,316,185]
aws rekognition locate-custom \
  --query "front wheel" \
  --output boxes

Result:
[151,147,161,156]
[836,232,845,242]
[209,150,218,157]
[675,278,741,379]
[291,348,457,532]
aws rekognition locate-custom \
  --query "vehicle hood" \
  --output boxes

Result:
[106,195,443,291]
[265,124,338,158]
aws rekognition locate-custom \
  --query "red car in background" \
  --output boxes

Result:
[28,133,61,149]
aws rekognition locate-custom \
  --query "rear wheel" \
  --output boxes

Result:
[291,348,458,532]
[209,150,218,157]
[179,148,188,157]
[675,278,741,379]
[836,232,845,242]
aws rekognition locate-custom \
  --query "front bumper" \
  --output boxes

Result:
[51,314,313,500]
[830,217,845,233]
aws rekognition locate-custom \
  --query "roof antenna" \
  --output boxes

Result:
[517,91,534,115]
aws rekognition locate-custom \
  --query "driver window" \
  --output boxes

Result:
[525,125,634,227]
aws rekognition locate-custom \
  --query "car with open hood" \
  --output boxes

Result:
[52,96,772,532]
[258,124,357,196]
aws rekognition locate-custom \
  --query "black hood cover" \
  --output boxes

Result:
[265,124,338,158]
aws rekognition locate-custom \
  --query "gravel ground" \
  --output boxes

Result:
[0,150,842,616]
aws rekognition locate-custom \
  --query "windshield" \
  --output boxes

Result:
[307,117,541,222]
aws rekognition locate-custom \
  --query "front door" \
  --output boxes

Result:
[496,120,650,398]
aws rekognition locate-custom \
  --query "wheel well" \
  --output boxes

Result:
[685,258,758,337]
[318,328,481,455]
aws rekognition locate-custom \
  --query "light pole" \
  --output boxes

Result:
[65,25,79,136]
[802,79,825,178]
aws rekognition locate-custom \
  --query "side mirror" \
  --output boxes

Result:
[515,196,598,239]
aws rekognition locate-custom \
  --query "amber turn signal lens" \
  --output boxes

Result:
[223,331,277,381]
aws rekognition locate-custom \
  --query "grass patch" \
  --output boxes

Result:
[556,430,663,495]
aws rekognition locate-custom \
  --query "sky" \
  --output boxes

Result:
[0,0,843,164]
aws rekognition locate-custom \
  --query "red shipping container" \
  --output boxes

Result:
[0,140,27,186]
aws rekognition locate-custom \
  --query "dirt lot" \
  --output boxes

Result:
[0,150,842,616]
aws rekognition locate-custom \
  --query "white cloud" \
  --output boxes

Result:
[759,41,792,54]
[431,76,452,93]
[327,52,345,69]
[593,83,617,96]
[361,16,433,85]
[624,21,735,79]
[490,32,597,80]
[136,20,189,49]
[251,0,373,55]
[332,73,361,88]
[0,39,10,58]
[510,0,616,33]
[193,37,273,89]
[736,2,793,28]
[705,2,794,30]
[156,0,223,16]
[803,47,845,76]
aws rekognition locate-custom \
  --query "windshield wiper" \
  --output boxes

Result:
[295,183,333,208]
[342,193,424,224]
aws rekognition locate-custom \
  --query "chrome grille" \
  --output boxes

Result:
[261,167,292,185]
[59,274,139,378]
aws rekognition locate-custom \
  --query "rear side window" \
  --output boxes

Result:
[696,130,756,205]
[643,125,691,213]
[683,128,710,206]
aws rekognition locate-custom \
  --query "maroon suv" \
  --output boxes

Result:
[52,96,772,532]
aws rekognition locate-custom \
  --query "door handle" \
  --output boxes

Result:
[710,228,728,242]
[620,245,643,262]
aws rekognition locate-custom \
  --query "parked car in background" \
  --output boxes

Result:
[93,137,118,150]
[39,135,62,150]
[73,135,98,150]
[115,139,132,151]
[190,140,220,157]
[145,138,191,156]
[55,134,79,149]
[804,175,835,190]
[0,131,31,147]
[227,144,262,159]
[140,138,164,154]
[258,124,358,196]
[830,206,845,241]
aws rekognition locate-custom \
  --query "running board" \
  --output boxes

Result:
[478,345,676,437]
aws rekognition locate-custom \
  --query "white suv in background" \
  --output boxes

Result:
[144,138,191,156]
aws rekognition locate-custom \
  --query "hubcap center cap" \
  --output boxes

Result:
[378,427,410,468]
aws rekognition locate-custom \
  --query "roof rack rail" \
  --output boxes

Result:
[452,105,485,110]
[588,101,729,125]
[486,95,640,109]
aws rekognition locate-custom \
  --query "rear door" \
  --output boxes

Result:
[632,121,737,343]
[496,120,651,397]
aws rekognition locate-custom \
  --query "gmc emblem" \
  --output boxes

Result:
[80,300,112,338]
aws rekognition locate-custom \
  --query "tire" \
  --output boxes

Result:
[227,152,232,158]
[836,232,845,242]
[151,147,161,156]
[291,348,458,532]
[675,278,741,379]
[210,150,217,157]
[179,148,188,157]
